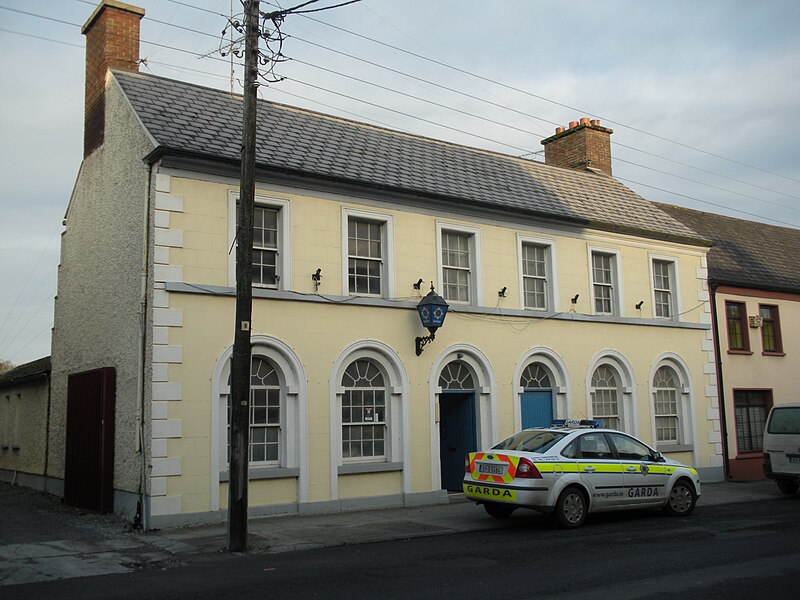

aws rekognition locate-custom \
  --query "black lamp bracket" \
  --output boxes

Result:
[415,333,436,356]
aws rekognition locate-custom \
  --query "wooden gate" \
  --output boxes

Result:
[64,367,116,513]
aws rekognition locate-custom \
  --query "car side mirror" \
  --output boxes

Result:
[652,451,666,463]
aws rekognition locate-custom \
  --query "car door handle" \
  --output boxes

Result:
[582,466,595,473]
[626,466,637,473]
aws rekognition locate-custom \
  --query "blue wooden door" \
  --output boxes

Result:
[439,392,477,491]
[521,390,553,429]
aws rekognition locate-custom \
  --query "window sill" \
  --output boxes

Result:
[657,444,693,453]
[338,462,403,475]
[762,351,786,357]
[727,349,753,355]
[219,467,299,482]
[734,451,764,459]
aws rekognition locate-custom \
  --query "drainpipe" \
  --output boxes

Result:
[708,281,731,480]
[135,162,154,530]
[44,368,52,492]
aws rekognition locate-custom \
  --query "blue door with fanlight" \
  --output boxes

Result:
[439,392,477,491]
[521,390,553,429]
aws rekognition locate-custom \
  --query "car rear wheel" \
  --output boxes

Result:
[776,479,799,495]
[554,486,587,529]
[663,479,697,516]
[484,502,516,519]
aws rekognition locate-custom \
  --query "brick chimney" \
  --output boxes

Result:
[81,1,145,158]
[541,118,614,176]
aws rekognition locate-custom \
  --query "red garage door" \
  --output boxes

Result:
[64,367,116,513]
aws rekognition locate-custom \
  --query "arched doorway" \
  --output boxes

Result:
[519,362,554,428]
[437,360,477,491]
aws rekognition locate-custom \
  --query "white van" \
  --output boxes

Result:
[763,403,800,495]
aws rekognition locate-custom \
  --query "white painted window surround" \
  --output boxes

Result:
[227,192,291,290]
[517,234,558,311]
[586,352,636,435]
[649,253,681,320]
[436,221,483,306]
[587,245,623,316]
[649,354,694,452]
[341,207,395,298]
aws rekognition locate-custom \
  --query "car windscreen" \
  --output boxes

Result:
[768,407,800,434]
[491,430,567,453]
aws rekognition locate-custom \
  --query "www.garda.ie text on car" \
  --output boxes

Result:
[463,420,701,528]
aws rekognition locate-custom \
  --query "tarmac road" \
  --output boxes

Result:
[0,477,791,590]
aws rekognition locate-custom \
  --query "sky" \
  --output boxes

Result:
[1,0,799,366]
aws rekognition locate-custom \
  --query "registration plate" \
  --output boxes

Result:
[788,456,800,464]
[477,463,506,475]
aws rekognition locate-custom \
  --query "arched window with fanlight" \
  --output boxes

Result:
[591,364,622,430]
[653,366,679,444]
[341,359,386,460]
[650,357,693,450]
[226,356,283,466]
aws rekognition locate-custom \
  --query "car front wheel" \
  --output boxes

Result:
[554,486,587,528]
[776,479,799,495]
[663,479,697,516]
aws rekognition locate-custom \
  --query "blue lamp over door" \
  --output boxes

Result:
[416,284,449,356]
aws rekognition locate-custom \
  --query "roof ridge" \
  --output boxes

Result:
[111,69,708,244]
[112,69,600,178]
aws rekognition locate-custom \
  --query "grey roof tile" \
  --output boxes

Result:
[113,70,705,243]
[657,203,800,293]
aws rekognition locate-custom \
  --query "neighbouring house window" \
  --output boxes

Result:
[227,356,282,465]
[341,359,386,460]
[734,390,770,453]
[522,243,549,310]
[441,231,472,303]
[652,260,674,318]
[725,301,749,351]
[591,251,616,315]
[253,206,279,287]
[653,366,679,443]
[348,218,383,295]
[591,365,621,430]
[759,305,783,354]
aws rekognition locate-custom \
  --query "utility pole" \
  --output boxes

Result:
[228,0,260,553]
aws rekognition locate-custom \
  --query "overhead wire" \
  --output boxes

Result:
[15,2,800,210]
[288,34,800,209]
[291,9,800,187]
[3,5,799,228]
[3,1,799,359]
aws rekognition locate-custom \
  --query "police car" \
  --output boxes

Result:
[463,420,701,528]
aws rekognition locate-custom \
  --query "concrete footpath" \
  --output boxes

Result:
[0,479,783,587]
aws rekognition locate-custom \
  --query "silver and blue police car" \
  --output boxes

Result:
[463,420,701,528]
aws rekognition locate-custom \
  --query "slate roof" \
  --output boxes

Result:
[0,356,50,389]
[112,70,706,244]
[657,203,800,293]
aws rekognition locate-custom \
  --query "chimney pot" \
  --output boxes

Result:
[541,117,614,175]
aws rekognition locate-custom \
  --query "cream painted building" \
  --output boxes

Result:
[39,2,727,527]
